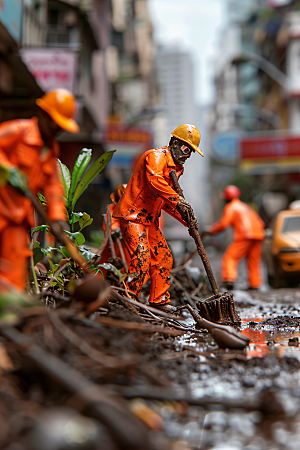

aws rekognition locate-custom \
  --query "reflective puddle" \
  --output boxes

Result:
[177,303,300,360]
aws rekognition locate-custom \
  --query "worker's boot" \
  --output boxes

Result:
[150,303,179,314]
[149,296,180,314]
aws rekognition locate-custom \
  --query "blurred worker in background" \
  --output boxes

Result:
[98,184,130,272]
[203,185,265,291]
[0,89,79,293]
[113,124,202,312]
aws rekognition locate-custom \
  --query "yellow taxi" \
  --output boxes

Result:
[264,207,300,288]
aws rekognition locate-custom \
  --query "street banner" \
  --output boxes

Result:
[20,48,78,93]
[240,134,300,174]
[105,125,152,167]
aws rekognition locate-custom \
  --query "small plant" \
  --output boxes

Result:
[57,148,116,232]
[30,148,127,296]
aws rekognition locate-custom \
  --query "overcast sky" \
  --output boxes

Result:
[148,0,228,106]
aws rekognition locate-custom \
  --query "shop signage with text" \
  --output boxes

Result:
[20,48,77,93]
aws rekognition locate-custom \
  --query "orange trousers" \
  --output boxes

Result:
[0,224,31,292]
[120,219,172,304]
[221,239,262,288]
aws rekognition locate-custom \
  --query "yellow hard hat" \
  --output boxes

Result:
[171,124,203,156]
[36,89,79,133]
[110,184,127,204]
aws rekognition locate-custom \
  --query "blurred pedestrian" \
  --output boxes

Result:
[0,89,79,292]
[204,185,265,291]
[113,124,202,312]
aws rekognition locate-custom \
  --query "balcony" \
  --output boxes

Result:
[46,24,79,48]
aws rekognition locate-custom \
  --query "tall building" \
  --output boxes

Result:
[155,48,198,139]
[209,0,300,226]
[154,47,210,224]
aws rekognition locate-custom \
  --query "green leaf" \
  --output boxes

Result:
[31,224,49,239]
[6,167,28,193]
[59,246,71,258]
[93,268,104,278]
[49,259,60,275]
[0,164,10,186]
[33,241,45,265]
[72,150,116,210]
[79,213,93,231]
[64,231,85,246]
[98,262,128,283]
[41,246,60,257]
[68,148,92,213]
[57,159,71,198]
[79,246,100,263]
[71,212,84,224]
[38,192,47,206]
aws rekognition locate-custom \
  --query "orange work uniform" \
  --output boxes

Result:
[113,146,187,305]
[209,198,265,288]
[0,118,66,292]
[98,203,131,270]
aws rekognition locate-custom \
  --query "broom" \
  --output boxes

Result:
[169,169,240,325]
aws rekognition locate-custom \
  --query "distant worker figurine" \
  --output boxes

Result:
[204,185,265,291]
[0,89,79,292]
[113,124,203,312]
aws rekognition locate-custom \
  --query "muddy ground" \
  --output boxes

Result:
[1,255,300,449]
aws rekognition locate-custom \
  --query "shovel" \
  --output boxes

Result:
[169,169,240,324]
[185,304,249,350]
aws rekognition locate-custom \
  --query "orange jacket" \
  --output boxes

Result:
[113,146,187,226]
[0,118,66,231]
[209,198,265,241]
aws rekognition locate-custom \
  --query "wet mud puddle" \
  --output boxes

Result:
[162,300,300,449]
[177,301,300,360]
[241,303,300,360]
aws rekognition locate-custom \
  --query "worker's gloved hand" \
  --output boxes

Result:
[111,228,122,242]
[189,215,199,230]
[176,196,195,224]
[6,167,28,194]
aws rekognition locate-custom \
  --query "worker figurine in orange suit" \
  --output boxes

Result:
[113,124,203,312]
[0,89,79,293]
[204,185,265,291]
[98,184,131,272]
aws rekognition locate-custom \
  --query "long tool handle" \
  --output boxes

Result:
[169,170,220,296]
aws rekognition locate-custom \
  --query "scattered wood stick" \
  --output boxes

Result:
[87,205,112,268]
[172,275,195,306]
[116,237,128,272]
[108,385,260,412]
[94,316,184,336]
[172,249,198,273]
[0,324,152,449]
[49,312,133,368]
[110,290,179,320]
